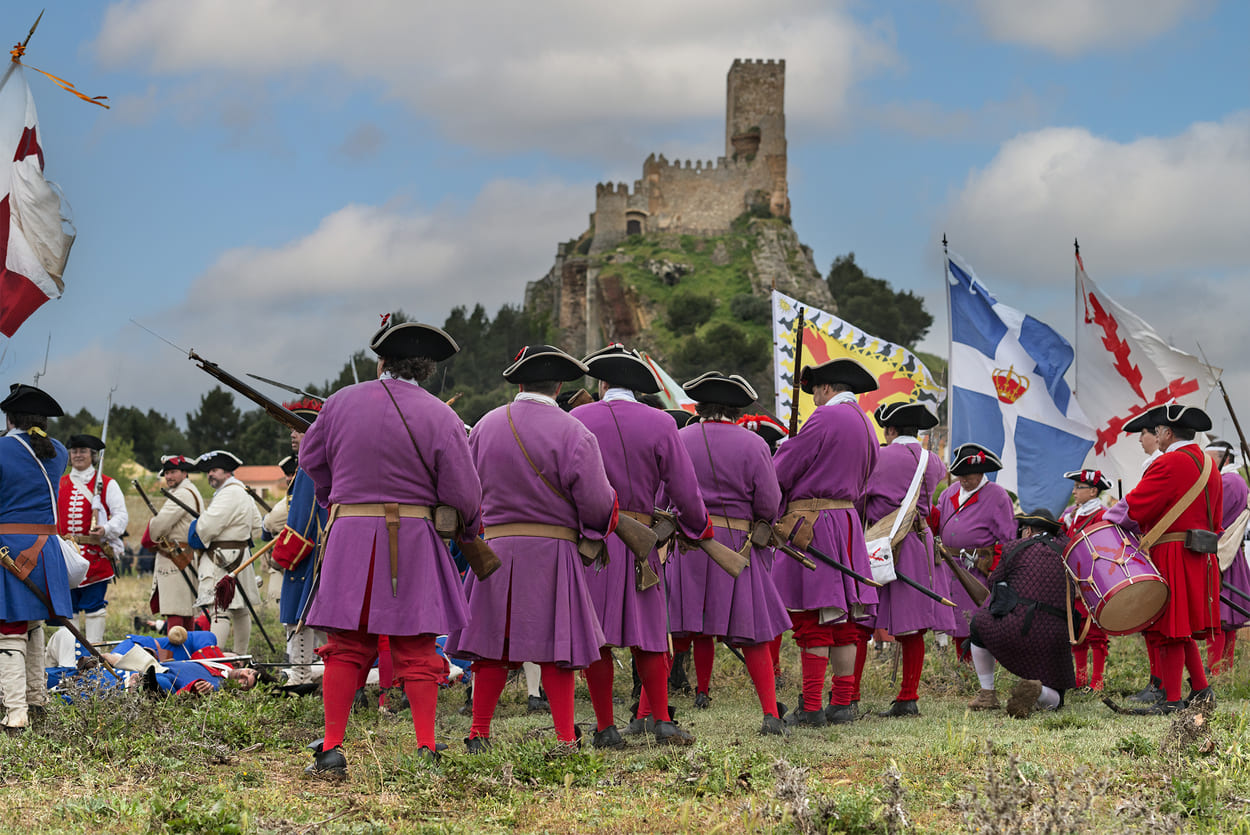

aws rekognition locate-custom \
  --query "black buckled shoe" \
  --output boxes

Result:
[527,694,550,714]
[784,706,828,728]
[621,716,652,735]
[464,735,491,754]
[304,739,347,780]
[1131,699,1185,716]
[760,713,788,736]
[1129,677,1164,704]
[592,724,626,749]
[654,719,695,746]
[416,742,447,763]
[693,691,711,710]
[825,703,857,725]
[878,699,919,718]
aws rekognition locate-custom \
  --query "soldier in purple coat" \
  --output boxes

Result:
[1206,440,1250,672]
[299,318,483,779]
[933,444,1016,660]
[572,344,712,747]
[667,372,791,736]
[771,358,880,728]
[446,345,618,754]
[863,402,947,718]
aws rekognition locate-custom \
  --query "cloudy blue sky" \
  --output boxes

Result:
[4,0,1247,437]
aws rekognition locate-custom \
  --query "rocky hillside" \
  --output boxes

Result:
[525,215,835,406]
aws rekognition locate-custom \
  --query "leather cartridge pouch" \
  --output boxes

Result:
[578,537,606,567]
[749,519,774,549]
[1184,529,1219,555]
[163,541,193,571]
[433,505,462,539]
[776,512,814,551]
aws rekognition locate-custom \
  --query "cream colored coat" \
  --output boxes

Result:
[148,480,204,617]
[194,477,263,611]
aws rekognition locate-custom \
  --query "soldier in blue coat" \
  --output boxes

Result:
[0,384,71,732]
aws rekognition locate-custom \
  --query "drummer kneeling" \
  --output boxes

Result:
[966,510,1075,718]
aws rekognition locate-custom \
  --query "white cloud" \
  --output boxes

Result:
[967,0,1212,56]
[92,0,899,157]
[939,112,1250,284]
[28,176,589,418]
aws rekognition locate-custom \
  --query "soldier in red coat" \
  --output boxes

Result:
[59,434,128,644]
[1105,404,1223,713]
[1060,468,1112,691]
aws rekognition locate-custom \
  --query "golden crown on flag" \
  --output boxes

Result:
[992,365,1030,404]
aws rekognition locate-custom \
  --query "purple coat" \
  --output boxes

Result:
[572,398,710,652]
[935,480,1016,637]
[666,421,791,645]
[301,378,482,636]
[1219,471,1250,628]
[446,398,617,668]
[865,441,949,635]
[770,401,879,616]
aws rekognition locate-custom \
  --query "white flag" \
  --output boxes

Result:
[1074,251,1219,491]
[0,63,74,337]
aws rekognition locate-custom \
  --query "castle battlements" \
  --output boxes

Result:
[589,59,789,253]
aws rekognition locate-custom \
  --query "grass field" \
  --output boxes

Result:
[3,573,1250,834]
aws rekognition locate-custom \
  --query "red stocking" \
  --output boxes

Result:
[468,660,508,740]
[896,630,926,702]
[800,651,828,712]
[634,649,671,723]
[693,635,715,694]
[1184,637,1209,692]
[741,643,778,717]
[583,649,616,731]
[541,663,576,743]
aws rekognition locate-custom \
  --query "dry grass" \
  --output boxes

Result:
[3,574,1250,834]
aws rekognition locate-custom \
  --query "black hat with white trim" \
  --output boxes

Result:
[1130,403,1213,433]
[873,401,939,430]
[370,315,459,362]
[1064,468,1113,492]
[503,345,588,384]
[67,434,106,452]
[1016,508,1062,535]
[196,449,243,473]
[278,455,298,477]
[160,454,195,474]
[949,443,1003,476]
[582,344,661,394]
[1206,439,1236,464]
[0,383,63,417]
[682,371,758,408]
[799,358,878,395]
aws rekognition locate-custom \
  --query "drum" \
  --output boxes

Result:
[1063,521,1169,635]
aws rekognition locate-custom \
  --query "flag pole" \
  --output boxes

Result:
[942,234,953,460]
[1073,238,1080,397]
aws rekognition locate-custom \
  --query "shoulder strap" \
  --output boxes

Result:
[699,423,737,525]
[604,403,637,508]
[1141,447,1213,550]
[380,380,437,485]
[11,434,58,525]
[888,446,929,541]
[506,404,573,506]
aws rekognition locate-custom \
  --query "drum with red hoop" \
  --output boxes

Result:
[1063,521,1169,635]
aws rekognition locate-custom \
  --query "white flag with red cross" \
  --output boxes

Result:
[0,62,74,337]
[1074,249,1219,491]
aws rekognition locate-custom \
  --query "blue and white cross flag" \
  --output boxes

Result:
[947,252,1095,516]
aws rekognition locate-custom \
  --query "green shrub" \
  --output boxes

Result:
[666,291,715,331]
[729,293,770,325]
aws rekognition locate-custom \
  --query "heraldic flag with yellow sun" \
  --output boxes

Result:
[771,290,944,441]
[946,252,1096,515]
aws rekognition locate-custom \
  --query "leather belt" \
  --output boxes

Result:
[620,510,653,526]
[68,533,103,546]
[333,503,434,520]
[0,523,57,535]
[483,523,579,543]
[209,540,250,550]
[786,499,854,513]
[708,514,752,532]
[1153,533,1188,546]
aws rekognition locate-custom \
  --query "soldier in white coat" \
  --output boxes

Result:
[144,455,204,632]
[187,450,263,656]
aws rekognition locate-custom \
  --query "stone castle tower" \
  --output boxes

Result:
[588,59,789,254]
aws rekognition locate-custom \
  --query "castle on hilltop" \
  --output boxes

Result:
[588,59,789,254]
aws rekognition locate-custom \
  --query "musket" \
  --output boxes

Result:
[934,539,990,607]
[94,386,123,576]
[774,518,882,587]
[1222,579,1250,604]
[788,306,806,437]
[243,485,273,514]
[0,547,120,680]
[132,479,206,611]
[1222,594,1250,620]
[651,510,747,579]
[159,487,277,653]
[245,372,324,404]
[188,350,312,434]
[1196,342,1250,482]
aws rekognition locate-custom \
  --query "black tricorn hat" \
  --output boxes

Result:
[370,316,459,362]
[503,345,588,384]
[278,455,298,477]
[1016,508,1062,535]
[1122,411,1154,434]
[159,454,195,474]
[1206,439,1236,464]
[665,408,698,428]
[1132,403,1213,433]
[682,371,757,408]
[738,413,788,447]
[799,358,878,395]
[583,344,661,394]
[67,434,106,452]
[0,383,63,417]
[873,401,939,430]
[949,443,1003,476]
[1064,468,1113,492]
[196,449,243,472]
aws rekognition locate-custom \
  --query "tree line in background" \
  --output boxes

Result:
[47,251,931,480]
